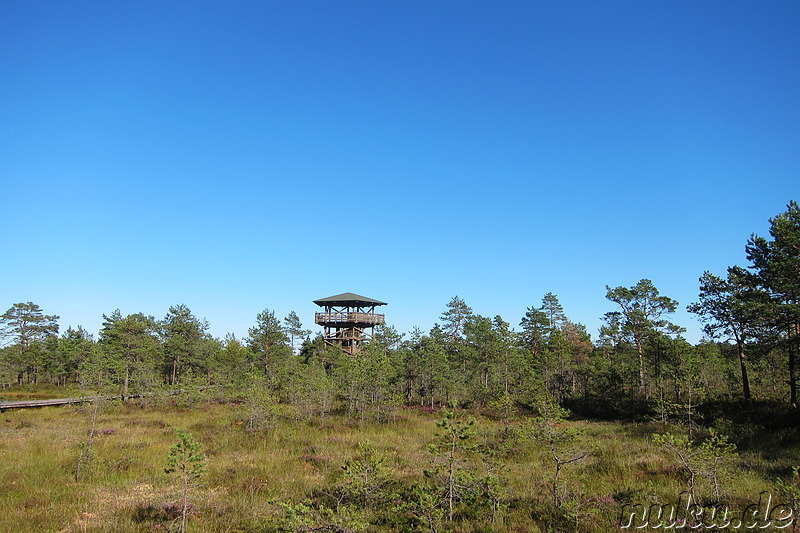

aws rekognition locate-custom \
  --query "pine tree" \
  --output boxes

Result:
[283,311,310,354]
[746,201,800,405]
[603,279,684,396]
[0,302,59,384]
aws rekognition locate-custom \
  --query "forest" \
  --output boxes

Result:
[1,201,799,532]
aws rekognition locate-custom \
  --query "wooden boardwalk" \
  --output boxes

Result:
[0,387,216,411]
[0,396,97,410]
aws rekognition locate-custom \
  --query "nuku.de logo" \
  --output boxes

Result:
[619,491,795,529]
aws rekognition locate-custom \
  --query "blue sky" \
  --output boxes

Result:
[2,1,798,344]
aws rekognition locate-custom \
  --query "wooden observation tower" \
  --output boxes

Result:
[314,292,387,355]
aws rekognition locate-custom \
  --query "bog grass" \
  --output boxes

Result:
[1,398,798,532]
[0,384,80,401]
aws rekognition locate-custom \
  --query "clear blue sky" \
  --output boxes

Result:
[2,1,798,344]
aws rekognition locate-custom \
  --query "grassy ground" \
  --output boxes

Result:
[1,397,798,532]
[0,384,81,401]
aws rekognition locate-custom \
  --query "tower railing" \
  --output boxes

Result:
[315,312,385,325]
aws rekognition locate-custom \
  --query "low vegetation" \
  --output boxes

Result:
[1,390,800,532]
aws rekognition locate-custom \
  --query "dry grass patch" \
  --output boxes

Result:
[1,402,800,532]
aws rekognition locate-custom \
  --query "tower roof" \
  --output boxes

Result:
[313,292,387,307]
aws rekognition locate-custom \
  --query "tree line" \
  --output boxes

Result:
[1,201,798,416]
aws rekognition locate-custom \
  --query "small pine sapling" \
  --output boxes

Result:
[243,375,280,432]
[338,440,394,507]
[653,429,737,503]
[489,391,519,440]
[74,395,101,482]
[165,429,207,533]
[522,400,589,508]
[75,370,110,483]
[425,407,477,522]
